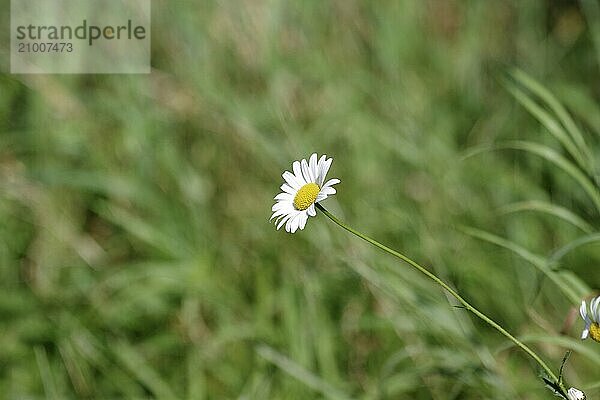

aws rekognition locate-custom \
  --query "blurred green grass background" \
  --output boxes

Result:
[1,1,600,398]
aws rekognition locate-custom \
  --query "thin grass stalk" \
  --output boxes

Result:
[316,203,566,397]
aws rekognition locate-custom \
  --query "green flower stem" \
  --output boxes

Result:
[316,203,566,395]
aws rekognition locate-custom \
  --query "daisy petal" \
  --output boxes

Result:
[283,171,301,189]
[290,213,302,233]
[298,213,308,230]
[275,213,288,225]
[309,153,318,182]
[273,201,292,211]
[321,187,336,195]
[322,178,340,188]
[270,209,286,220]
[274,192,293,201]
[581,326,590,339]
[271,203,283,212]
[580,300,589,321]
[317,154,327,173]
[293,161,304,184]
[281,184,296,195]
[271,203,291,215]
[318,157,332,186]
[286,212,301,233]
[591,296,600,321]
[301,159,312,182]
[277,214,292,230]
[307,203,316,217]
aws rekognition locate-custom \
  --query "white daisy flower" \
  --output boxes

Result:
[567,387,586,400]
[270,153,340,233]
[579,296,600,342]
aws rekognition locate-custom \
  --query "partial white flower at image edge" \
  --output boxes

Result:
[579,295,600,342]
[567,387,586,400]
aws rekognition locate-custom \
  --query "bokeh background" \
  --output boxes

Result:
[1,1,600,398]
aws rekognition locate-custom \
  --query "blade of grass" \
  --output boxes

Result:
[34,346,60,400]
[460,226,580,304]
[186,351,206,400]
[509,69,593,169]
[503,80,590,171]
[58,341,91,397]
[112,340,178,400]
[69,326,147,397]
[583,380,600,390]
[554,83,600,136]
[34,169,156,206]
[465,141,600,213]
[549,233,600,264]
[579,0,600,71]
[303,275,342,385]
[96,202,193,259]
[499,200,594,234]
[557,270,592,300]
[255,344,353,400]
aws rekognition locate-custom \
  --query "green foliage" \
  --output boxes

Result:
[1,1,599,398]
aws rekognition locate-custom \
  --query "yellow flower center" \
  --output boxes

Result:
[293,183,320,210]
[590,323,600,342]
